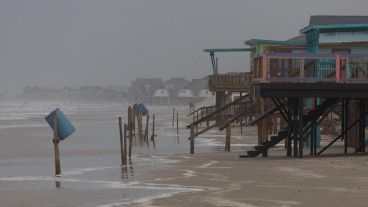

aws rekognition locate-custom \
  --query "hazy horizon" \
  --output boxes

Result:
[1,0,368,93]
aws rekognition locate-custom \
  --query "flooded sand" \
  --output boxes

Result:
[0,101,218,207]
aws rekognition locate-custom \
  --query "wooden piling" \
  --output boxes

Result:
[172,108,175,127]
[52,111,61,176]
[118,117,124,166]
[190,114,195,154]
[128,106,133,158]
[151,114,155,141]
[190,125,195,154]
[176,111,179,134]
[240,118,243,134]
[123,124,127,165]
[225,125,231,152]
[144,115,150,141]
[137,111,143,144]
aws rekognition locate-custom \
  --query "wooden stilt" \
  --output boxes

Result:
[144,115,150,141]
[52,111,61,176]
[190,125,195,154]
[176,111,179,134]
[123,124,127,165]
[138,111,143,144]
[128,106,133,158]
[119,117,124,166]
[151,114,155,141]
[225,125,231,152]
[172,108,175,127]
[298,97,304,158]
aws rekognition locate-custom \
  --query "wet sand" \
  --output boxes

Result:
[122,127,368,207]
[1,102,368,206]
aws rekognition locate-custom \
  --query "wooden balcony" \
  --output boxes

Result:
[254,52,368,83]
[208,73,253,92]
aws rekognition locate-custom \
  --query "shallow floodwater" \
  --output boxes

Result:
[0,100,229,207]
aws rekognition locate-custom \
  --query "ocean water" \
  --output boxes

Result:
[0,100,222,207]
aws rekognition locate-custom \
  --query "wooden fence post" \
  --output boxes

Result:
[52,111,61,176]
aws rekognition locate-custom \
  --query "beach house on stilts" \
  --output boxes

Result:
[188,15,368,158]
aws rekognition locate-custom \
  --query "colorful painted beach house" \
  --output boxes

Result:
[189,15,368,158]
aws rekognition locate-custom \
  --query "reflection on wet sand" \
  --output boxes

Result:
[55,180,61,188]
[121,159,134,180]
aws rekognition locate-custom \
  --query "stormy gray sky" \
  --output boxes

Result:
[1,0,367,93]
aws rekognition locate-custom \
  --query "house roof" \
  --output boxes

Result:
[301,15,368,33]
[164,78,189,97]
[286,35,306,44]
[127,78,163,97]
[310,15,368,25]
[245,39,304,46]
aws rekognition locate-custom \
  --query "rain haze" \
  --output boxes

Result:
[2,1,368,207]
[1,0,368,93]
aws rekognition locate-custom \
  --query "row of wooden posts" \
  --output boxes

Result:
[118,104,156,166]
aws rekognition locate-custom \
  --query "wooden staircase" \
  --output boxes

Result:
[240,130,288,158]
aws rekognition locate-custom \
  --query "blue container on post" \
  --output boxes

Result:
[138,103,149,116]
[45,108,76,141]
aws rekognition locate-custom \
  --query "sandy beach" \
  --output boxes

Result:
[0,102,367,207]
[121,126,368,207]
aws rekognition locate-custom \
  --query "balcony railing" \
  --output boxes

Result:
[254,52,368,83]
[208,73,253,92]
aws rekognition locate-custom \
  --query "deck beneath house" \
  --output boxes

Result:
[254,82,368,98]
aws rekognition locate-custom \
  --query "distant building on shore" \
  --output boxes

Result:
[22,86,126,102]
[127,77,213,105]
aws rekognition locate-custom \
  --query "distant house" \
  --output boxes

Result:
[190,78,213,104]
[177,83,194,105]
[152,83,170,105]
[127,78,163,103]
[127,77,210,105]
[164,78,190,105]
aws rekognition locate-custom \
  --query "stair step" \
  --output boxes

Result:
[278,130,288,137]
[247,150,261,157]
[270,136,279,142]
[254,145,264,151]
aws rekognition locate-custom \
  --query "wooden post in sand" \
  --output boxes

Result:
[190,125,195,154]
[151,114,155,141]
[176,111,179,134]
[190,114,195,154]
[52,111,61,176]
[172,108,175,127]
[132,104,136,134]
[128,106,133,158]
[118,117,125,166]
[137,111,143,144]
[225,125,231,152]
[240,118,243,134]
[123,124,128,165]
[144,115,150,141]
